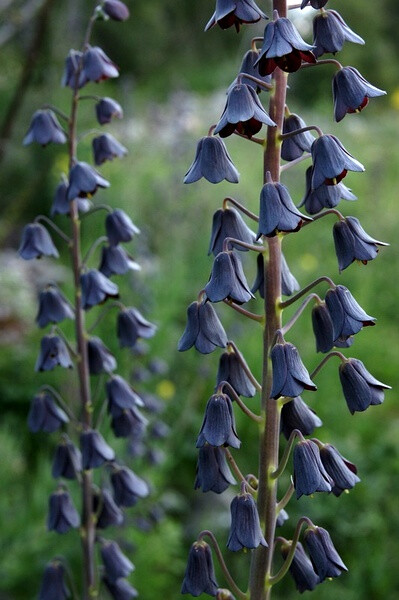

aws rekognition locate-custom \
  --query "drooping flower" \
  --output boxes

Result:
[205,251,253,304]
[270,342,316,399]
[103,577,138,599]
[216,350,256,397]
[67,161,109,200]
[196,393,241,449]
[96,97,123,125]
[111,465,150,507]
[312,10,364,58]
[103,0,130,21]
[281,114,314,162]
[214,83,275,138]
[276,508,289,527]
[28,392,69,433]
[19,223,59,260]
[311,135,364,189]
[255,17,316,76]
[339,358,390,414]
[184,136,240,184]
[92,133,128,165]
[319,443,360,496]
[227,491,267,551]
[257,180,312,237]
[111,406,148,438]
[35,335,73,372]
[208,207,256,256]
[325,285,375,346]
[280,396,322,439]
[293,439,333,498]
[195,445,236,493]
[333,217,388,272]
[311,302,335,353]
[251,253,300,298]
[81,269,119,309]
[333,67,386,122]
[80,429,115,469]
[52,438,82,480]
[82,46,119,83]
[101,539,135,582]
[281,541,320,593]
[87,336,117,375]
[61,50,86,88]
[106,209,140,246]
[205,0,267,33]
[300,166,356,215]
[181,541,219,597]
[23,110,67,146]
[36,285,74,328]
[39,561,70,600]
[229,49,272,94]
[106,375,145,412]
[99,245,140,277]
[117,308,157,348]
[47,488,80,534]
[51,179,91,215]
[304,526,348,582]
[93,488,124,529]
[178,300,228,354]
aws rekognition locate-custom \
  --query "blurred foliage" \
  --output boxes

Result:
[0,1,398,599]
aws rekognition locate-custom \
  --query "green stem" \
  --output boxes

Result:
[280,293,321,335]
[280,152,311,172]
[220,381,264,424]
[222,197,260,222]
[276,481,295,513]
[223,299,264,324]
[222,237,265,253]
[224,448,257,494]
[310,351,347,379]
[279,276,335,309]
[279,125,322,140]
[271,429,304,479]
[269,517,314,586]
[81,235,108,267]
[227,340,262,391]
[34,214,72,244]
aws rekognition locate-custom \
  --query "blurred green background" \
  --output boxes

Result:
[0,0,398,598]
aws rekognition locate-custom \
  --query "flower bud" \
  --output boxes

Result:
[103,0,130,21]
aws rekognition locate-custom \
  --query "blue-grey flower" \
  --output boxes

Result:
[96,97,123,125]
[209,207,256,256]
[205,0,267,33]
[319,443,360,496]
[251,253,300,298]
[301,0,328,7]
[333,67,386,122]
[149,420,170,439]
[304,526,347,582]
[36,284,74,328]
[19,223,59,260]
[300,166,356,215]
[178,300,228,354]
[255,17,316,76]
[106,209,140,246]
[35,335,73,372]
[101,540,134,582]
[61,49,85,88]
[325,284,375,346]
[117,308,157,348]
[51,179,91,215]
[293,439,333,498]
[257,180,312,237]
[196,393,241,449]
[28,392,69,433]
[47,488,80,534]
[99,245,140,277]
[81,269,119,309]
[93,488,124,529]
[195,445,236,493]
[184,136,239,184]
[228,49,272,94]
[92,133,128,165]
[270,342,316,399]
[80,429,115,469]
[312,302,334,353]
[333,216,388,272]
[214,83,275,138]
[216,350,256,397]
[52,438,82,479]
[280,396,322,440]
[111,406,148,438]
[281,114,314,162]
[67,161,109,201]
[23,110,66,146]
[227,492,267,551]
[39,561,70,600]
[103,0,130,21]
[339,358,390,414]
[312,10,364,58]
[111,465,150,507]
[282,541,320,593]
[103,577,138,599]
[88,336,117,375]
[82,46,119,83]
[311,135,364,189]
[181,541,219,597]
[276,508,289,527]
[106,375,145,413]
[205,251,253,304]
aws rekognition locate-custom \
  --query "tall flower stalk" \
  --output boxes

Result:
[181,1,389,599]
